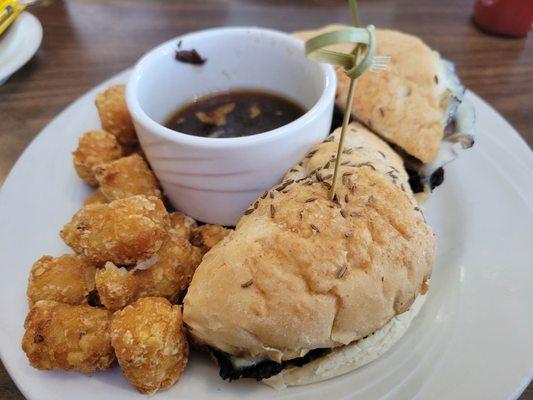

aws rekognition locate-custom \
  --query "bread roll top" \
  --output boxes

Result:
[294,25,448,163]
[183,123,434,362]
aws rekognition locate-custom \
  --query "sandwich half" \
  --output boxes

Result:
[294,25,476,196]
[183,123,435,387]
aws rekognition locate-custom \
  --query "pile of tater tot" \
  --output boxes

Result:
[22,84,231,395]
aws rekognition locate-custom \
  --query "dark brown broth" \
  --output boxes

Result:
[164,89,305,138]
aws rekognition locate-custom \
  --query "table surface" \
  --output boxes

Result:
[0,0,531,398]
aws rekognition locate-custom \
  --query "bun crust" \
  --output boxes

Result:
[263,293,427,389]
[183,123,434,362]
[294,25,446,163]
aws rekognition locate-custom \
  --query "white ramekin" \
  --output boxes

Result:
[127,27,335,226]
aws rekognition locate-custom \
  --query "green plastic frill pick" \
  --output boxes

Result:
[304,0,388,201]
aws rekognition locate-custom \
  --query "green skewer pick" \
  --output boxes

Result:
[304,0,384,201]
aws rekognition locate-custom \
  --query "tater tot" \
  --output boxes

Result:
[190,224,232,254]
[110,297,188,394]
[169,211,197,240]
[134,236,202,301]
[60,195,170,265]
[94,263,137,311]
[95,84,137,146]
[94,154,161,201]
[83,188,108,206]
[27,255,96,307]
[22,301,114,372]
[73,130,123,186]
[96,233,203,311]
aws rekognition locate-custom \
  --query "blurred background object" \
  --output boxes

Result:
[473,0,533,37]
[0,0,43,85]
[0,0,27,37]
[0,11,42,85]
[0,1,46,36]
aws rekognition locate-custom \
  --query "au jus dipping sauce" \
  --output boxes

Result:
[165,90,305,138]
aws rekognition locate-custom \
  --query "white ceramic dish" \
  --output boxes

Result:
[0,12,42,85]
[0,70,532,400]
[127,27,336,225]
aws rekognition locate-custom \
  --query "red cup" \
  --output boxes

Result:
[473,0,533,37]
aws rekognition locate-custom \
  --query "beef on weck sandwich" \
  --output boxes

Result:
[294,25,476,196]
[183,123,435,388]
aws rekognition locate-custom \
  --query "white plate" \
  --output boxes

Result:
[0,11,42,85]
[0,70,531,400]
